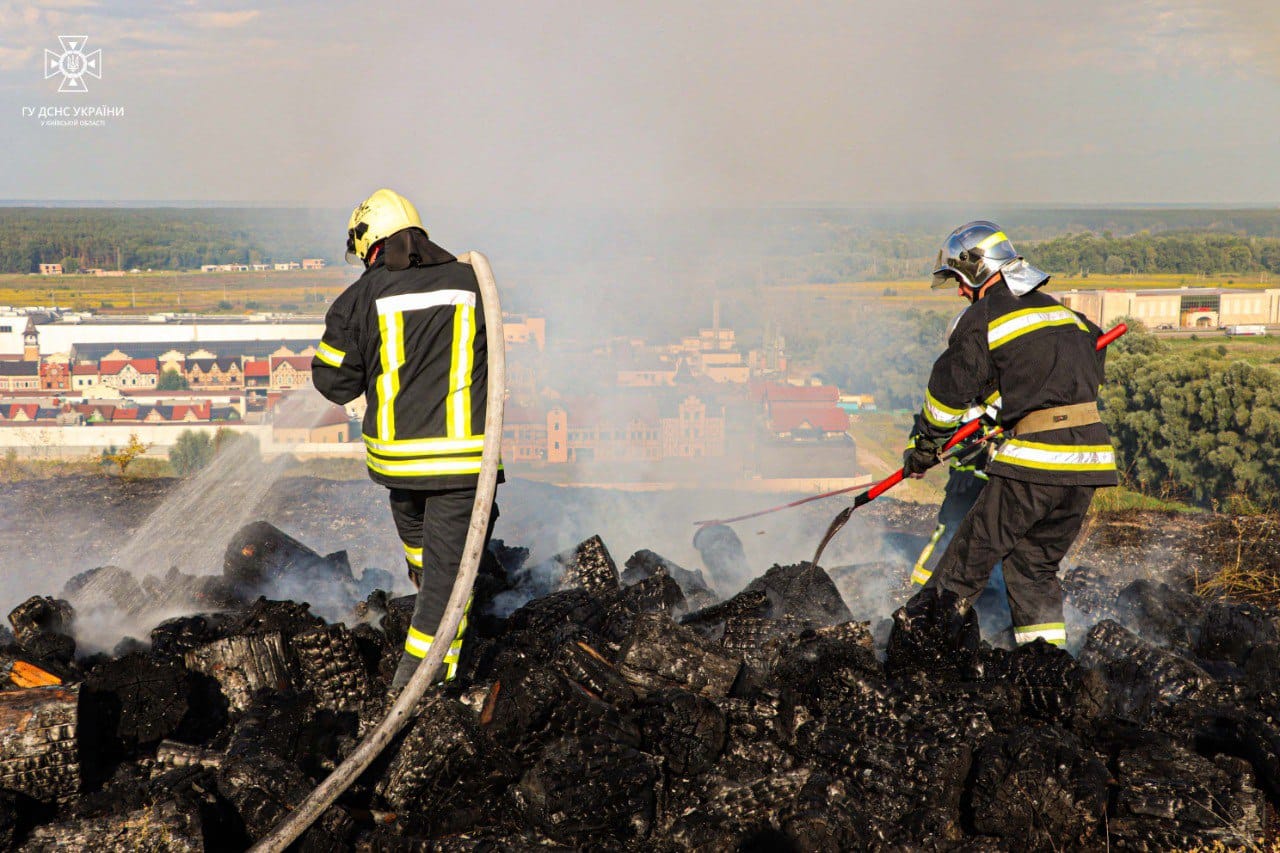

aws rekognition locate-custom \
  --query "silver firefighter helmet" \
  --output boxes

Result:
[931,220,1049,296]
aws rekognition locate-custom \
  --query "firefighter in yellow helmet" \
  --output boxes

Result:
[314,188,502,690]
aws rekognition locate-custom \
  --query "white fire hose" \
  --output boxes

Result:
[251,251,505,852]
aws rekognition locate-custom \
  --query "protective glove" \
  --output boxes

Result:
[902,435,942,477]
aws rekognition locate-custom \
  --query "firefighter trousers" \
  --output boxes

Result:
[388,487,498,690]
[922,475,1093,647]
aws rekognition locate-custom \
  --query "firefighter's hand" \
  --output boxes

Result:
[903,439,941,479]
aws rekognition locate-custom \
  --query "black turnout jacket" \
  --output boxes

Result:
[313,237,502,490]
[911,279,1118,487]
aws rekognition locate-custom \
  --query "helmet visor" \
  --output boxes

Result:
[932,268,963,289]
[345,230,362,266]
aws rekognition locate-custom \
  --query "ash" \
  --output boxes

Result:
[0,520,1278,851]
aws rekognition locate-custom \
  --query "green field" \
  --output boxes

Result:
[0,269,351,314]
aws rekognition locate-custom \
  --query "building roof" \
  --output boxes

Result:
[271,356,313,371]
[72,364,100,375]
[0,361,39,376]
[100,358,159,375]
[749,381,839,403]
[1,403,38,419]
[273,402,347,430]
[70,339,320,363]
[187,357,241,372]
[768,404,850,434]
[243,359,271,377]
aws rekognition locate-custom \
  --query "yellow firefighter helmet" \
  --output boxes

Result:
[345,188,426,266]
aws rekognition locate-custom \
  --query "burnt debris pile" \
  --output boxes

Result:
[1,523,1279,850]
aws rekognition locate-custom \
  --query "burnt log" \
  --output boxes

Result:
[550,534,620,597]
[513,733,659,845]
[482,661,641,757]
[886,587,982,681]
[155,740,224,771]
[20,798,204,852]
[184,632,293,713]
[548,640,635,705]
[1115,579,1206,650]
[0,685,80,803]
[741,562,853,626]
[623,549,717,610]
[636,688,727,776]
[618,612,741,699]
[218,751,356,847]
[375,695,517,837]
[1078,619,1213,714]
[81,652,190,752]
[1196,600,1278,665]
[986,640,1108,725]
[968,726,1109,851]
[680,588,771,638]
[223,521,357,604]
[290,624,372,715]
[1107,738,1266,850]
[8,596,74,647]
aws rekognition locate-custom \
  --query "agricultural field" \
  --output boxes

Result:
[0,268,352,314]
[781,271,1279,311]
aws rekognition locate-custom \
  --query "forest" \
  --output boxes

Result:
[7,206,1280,278]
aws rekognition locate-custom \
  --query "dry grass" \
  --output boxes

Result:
[1193,511,1280,609]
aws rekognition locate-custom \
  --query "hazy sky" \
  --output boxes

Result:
[1,0,1278,207]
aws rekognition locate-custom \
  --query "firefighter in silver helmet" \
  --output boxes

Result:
[901,221,1117,648]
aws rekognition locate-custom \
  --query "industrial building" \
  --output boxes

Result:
[1058,288,1280,330]
[32,313,327,357]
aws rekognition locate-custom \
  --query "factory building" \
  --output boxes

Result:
[1059,288,1280,330]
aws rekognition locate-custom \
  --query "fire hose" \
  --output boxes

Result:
[250,251,505,852]
[810,322,1127,565]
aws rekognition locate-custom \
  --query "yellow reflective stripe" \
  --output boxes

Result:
[985,390,1002,406]
[364,434,485,457]
[316,341,345,368]
[405,626,434,659]
[988,307,1085,350]
[1013,622,1066,646]
[377,312,405,439]
[445,305,475,438]
[402,542,423,567]
[367,454,500,477]
[975,230,1008,251]
[994,439,1115,472]
[910,565,933,586]
[923,388,965,429]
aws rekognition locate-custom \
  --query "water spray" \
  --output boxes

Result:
[250,251,505,851]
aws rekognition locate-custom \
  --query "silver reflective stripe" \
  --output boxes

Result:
[923,389,964,429]
[994,439,1115,472]
[988,307,1086,350]
[315,341,344,368]
[364,435,485,456]
[375,289,475,316]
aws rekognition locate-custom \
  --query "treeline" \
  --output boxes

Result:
[802,307,950,410]
[1100,326,1280,507]
[0,208,339,273]
[1031,232,1280,277]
